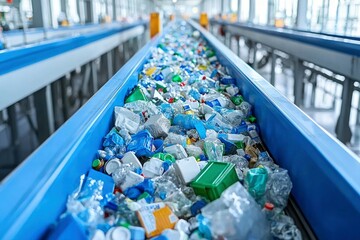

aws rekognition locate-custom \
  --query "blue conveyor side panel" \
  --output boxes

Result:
[191,20,360,239]
[0,21,147,75]
[0,25,164,239]
[211,20,360,57]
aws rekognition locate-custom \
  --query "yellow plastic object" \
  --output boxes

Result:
[199,13,209,29]
[145,66,157,76]
[150,12,161,38]
[198,65,207,71]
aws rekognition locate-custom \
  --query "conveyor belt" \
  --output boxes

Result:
[1,22,126,48]
[0,20,359,239]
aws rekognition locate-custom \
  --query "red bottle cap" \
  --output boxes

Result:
[264,202,274,210]
[113,187,122,194]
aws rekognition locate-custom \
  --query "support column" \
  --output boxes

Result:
[113,0,118,21]
[7,105,19,164]
[335,79,354,143]
[60,76,69,120]
[237,0,241,21]
[267,0,274,25]
[237,37,240,56]
[270,50,276,85]
[77,0,85,24]
[33,85,55,143]
[107,51,114,79]
[31,0,52,28]
[248,0,255,23]
[252,43,257,71]
[91,0,98,23]
[296,0,308,29]
[91,60,99,94]
[293,58,305,106]
[51,81,62,128]
[81,63,92,103]
[60,0,67,13]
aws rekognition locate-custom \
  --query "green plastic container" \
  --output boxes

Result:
[190,162,239,201]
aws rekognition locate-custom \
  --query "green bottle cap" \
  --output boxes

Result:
[248,116,256,123]
[172,74,183,83]
[92,159,101,168]
[138,192,151,200]
[163,153,176,163]
[153,152,164,160]
[231,95,243,106]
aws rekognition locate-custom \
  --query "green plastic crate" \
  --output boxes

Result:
[190,161,239,201]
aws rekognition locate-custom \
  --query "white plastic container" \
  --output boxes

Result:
[121,151,142,169]
[173,156,201,184]
[144,114,171,138]
[142,158,164,178]
[163,144,188,159]
[120,171,145,191]
[225,85,239,96]
[114,107,140,134]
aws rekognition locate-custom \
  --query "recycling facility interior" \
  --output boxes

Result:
[0,0,360,239]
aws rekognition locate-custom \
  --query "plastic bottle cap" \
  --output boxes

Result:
[111,227,131,240]
[163,153,175,163]
[92,159,102,168]
[264,202,274,210]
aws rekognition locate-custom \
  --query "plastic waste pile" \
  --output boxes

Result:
[53,22,302,240]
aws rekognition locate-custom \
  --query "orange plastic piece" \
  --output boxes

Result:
[199,13,209,29]
[275,19,285,28]
[230,13,237,23]
[137,205,178,238]
[150,12,161,38]
[170,14,175,21]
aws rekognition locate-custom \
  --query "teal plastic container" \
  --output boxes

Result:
[190,161,239,201]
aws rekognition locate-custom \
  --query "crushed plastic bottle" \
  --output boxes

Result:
[52,22,302,240]
[201,182,271,239]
